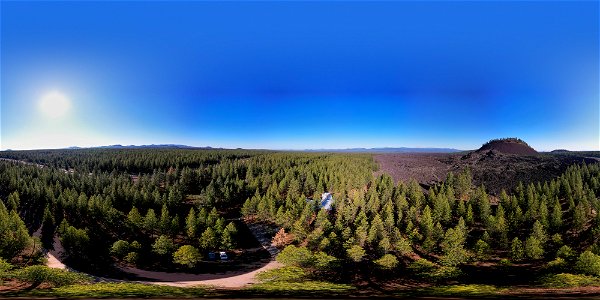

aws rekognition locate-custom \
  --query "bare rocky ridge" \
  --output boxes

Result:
[375,138,597,195]
[476,138,538,156]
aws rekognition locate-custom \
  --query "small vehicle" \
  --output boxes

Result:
[207,252,216,260]
[219,251,228,260]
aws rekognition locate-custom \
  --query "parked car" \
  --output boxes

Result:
[207,252,216,260]
[219,251,228,260]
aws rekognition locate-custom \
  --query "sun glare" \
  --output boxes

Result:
[39,91,71,118]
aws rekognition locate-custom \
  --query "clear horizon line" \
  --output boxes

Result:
[1,143,598,153]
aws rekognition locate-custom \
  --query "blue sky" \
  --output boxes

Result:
[1,1,598,150]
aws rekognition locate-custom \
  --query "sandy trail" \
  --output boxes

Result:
[34,224,281,288]
[123,260,282,288]
[32,229,67,270]
[124,221,282,287]
[47,236,68,269]
[21,156,283,288]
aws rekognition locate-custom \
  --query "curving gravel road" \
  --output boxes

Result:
[33,222,281,288]
[15,158,282,288]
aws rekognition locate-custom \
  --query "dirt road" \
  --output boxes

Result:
[32,228,67,270]
[14,159,282,288]
[121,260,281,288]
[34,223,281,288]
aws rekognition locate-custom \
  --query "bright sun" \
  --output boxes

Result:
[39,91,71,118]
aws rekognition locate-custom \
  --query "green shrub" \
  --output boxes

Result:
[545,257,567,272]
[312,251,338,270]
[430,266,463,281]
[110,240,130,259]
[0,258,13,285]
[525,236,544,260]
[474,239,490,260]
[408,259,461,281]
[249,280,354,293]
[130,241,142,251]
[423,284,502,296]
[152,235,175,256]
[498,258,512,266]
[346,245,366,263]
[124,252,139,265]
[541,273,600,288]
[31,282,207,298]
[0,258,13,273]
[374,254,398,270]
[15,265,91,287]
[408,258,436,274]
[575,251,600,277]
[251,264,353,294]
[277,245,314,267]
[556,245,576,261]
[173,245,201,268]
[395,237,413,256]
[551,233,563,246]
[511,238,524,261]
[588,243,600,255]
[255,266,307,282]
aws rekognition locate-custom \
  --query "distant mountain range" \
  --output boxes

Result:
[60,145,462,153]
[302,147,462,153]
[66,144,216,150]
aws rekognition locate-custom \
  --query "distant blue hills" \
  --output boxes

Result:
[60,145,463,153]
[66,144,214,150]
[302,147,462,153]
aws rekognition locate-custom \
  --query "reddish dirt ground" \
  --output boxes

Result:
[478,139,539,156]
[374,153,453,187]
[122,260,282,288]
[374,151,599,195]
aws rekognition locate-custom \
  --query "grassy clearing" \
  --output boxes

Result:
[254,265,306,282]
[248,265,354,295]
[27,282,209,298]
[541,273,600,288]
[407,259,463,282]
[249,280,354,293]
[12,265,92,287]
[416,284,505,297]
